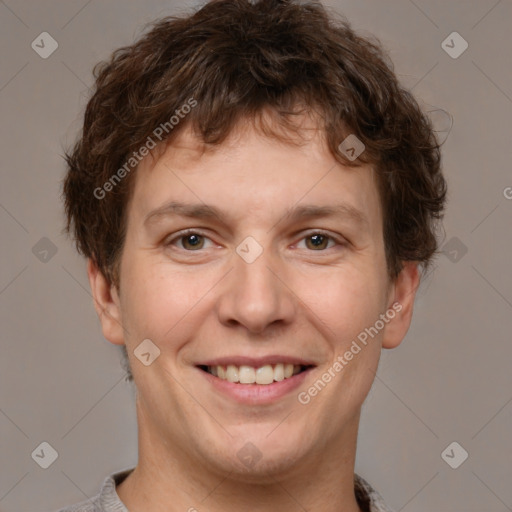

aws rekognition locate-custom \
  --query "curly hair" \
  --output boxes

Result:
[62,0,447,380]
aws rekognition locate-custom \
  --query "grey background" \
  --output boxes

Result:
[1,0,511,510]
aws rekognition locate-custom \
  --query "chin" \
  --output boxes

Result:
[229,451,306,484]
[202,432,311,483]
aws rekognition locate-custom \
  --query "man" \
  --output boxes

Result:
[59,0,447,510]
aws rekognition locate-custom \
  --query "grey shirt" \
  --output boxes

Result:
[55,468,395,512]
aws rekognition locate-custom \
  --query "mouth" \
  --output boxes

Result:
[197,363,314,385]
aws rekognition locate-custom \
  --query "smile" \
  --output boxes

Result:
[196,360,316,404]
[198,363,311,385]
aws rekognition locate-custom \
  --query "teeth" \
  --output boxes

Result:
[239,365,256,384]
[255,365,274,384]
[226,365,239,382]
[206,363,304,384]
[274,364,284,381]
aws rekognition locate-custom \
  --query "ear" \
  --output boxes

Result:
[87,259,125,346]
[381,261,421,349]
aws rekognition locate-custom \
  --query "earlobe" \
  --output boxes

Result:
[87,259,125,346]
[382,261,421,349]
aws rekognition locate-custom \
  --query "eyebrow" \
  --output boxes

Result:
[143,200,369,230]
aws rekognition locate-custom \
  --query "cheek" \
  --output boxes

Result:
[299,265,387,342]
[120,256,217,345]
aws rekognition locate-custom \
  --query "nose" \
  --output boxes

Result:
[216,242,296,335]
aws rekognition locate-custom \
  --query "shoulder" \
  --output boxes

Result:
[52,468,134,512]
[53,497,102,512]
[354,473,396,512]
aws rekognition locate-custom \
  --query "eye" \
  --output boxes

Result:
[297,232,341,251]
[165,230,214,251]
[164,230,344,253]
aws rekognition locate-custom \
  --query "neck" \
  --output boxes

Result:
[117,396,364,512]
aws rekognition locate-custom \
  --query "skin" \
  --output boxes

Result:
[88,112,420,512]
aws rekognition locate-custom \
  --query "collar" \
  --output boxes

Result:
[88,468,396,512]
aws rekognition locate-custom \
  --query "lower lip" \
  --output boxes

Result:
[197,367,314,405]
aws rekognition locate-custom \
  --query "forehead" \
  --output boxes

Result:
[127,115,383,237]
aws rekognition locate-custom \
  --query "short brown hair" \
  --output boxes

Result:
[63,0,446,305]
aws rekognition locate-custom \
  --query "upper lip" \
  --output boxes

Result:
[197,356,316,367]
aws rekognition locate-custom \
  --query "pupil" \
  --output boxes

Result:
[311,235,324,246]
[186,234,202,247]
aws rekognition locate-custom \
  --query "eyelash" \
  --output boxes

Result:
[164,229,345,252]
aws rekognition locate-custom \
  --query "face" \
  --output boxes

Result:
[90,114,419,480]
